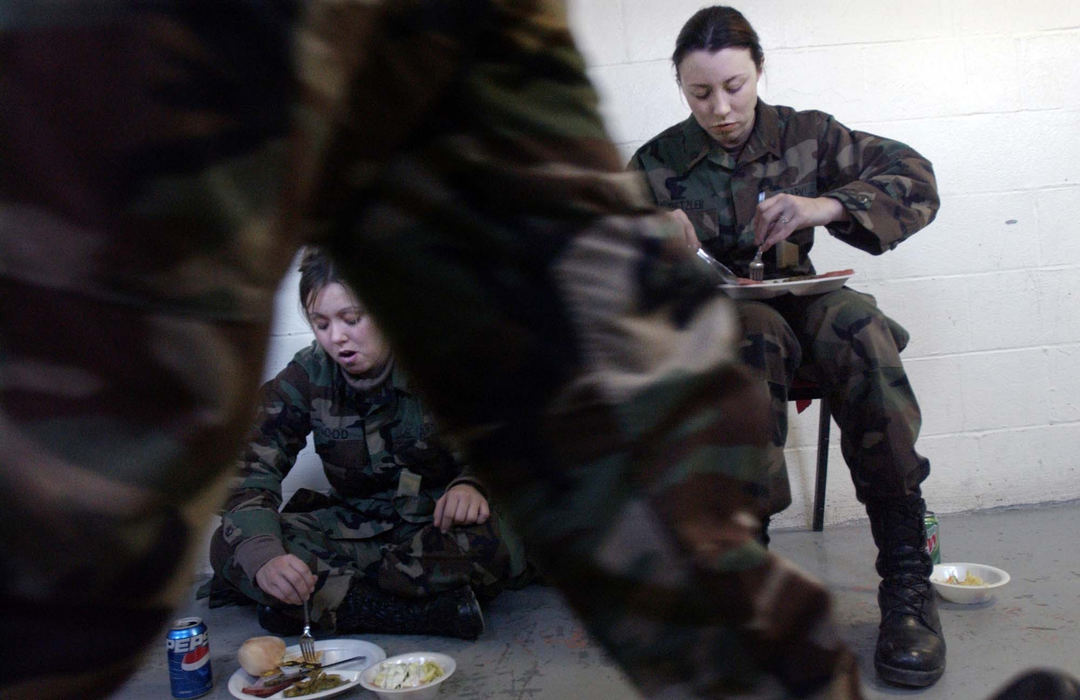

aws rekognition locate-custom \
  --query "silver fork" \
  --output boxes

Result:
[749,191,766,281]
[749,246,764,281]
[299,597,317,665]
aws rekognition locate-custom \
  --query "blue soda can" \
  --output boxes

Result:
[166,616,213,698]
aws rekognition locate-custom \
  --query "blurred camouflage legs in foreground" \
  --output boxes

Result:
[3,1,858,697]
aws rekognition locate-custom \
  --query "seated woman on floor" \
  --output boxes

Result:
[207,246,530,639]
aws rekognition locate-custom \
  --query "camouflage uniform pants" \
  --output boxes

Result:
[736,287,931,513]
[2,2,861,698]
[208,490,525,622]
[1,5,302,698]
[325,212,859,697]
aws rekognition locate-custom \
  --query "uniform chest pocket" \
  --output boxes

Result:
[662,196,728,244]
[312,422,371,472]
[313,425,355,442]
[768,182,818,198]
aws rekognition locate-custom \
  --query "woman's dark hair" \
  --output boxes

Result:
[298,246,347,312]
[673,6,764,80]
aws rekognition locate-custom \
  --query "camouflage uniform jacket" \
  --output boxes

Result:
[629,101,940,278]
[219,342,481,581]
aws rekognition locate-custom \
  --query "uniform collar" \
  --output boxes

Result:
[341,355,396,393]
[739,100,782,163]
[678,99,782,172]
[679,115,714,172]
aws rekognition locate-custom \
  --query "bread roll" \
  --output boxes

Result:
[238,635,286,676]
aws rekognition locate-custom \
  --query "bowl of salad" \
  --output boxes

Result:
[358,651,456,700]
[931,562,1010,604]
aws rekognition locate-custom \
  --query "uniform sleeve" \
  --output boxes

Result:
[626,149,662,206]
[446,454,487,497]
[218,360,314,578]
[420,408,487,497]
[815,114,940,254]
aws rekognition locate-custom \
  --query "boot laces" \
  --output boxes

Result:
[881,573,933,620]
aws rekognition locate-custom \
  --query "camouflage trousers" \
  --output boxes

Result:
[325,211,861,697]
[2,2,861,698]
[736,287,931,513]
[208,489,527,625]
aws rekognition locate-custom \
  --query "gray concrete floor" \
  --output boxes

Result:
[112,500,1080,699]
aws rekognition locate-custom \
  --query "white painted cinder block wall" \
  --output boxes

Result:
[248,1,1080,544]
[567,0,1080,529]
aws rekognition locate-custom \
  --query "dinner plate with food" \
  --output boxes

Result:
[228,636,386,699]
[718,268,854,300]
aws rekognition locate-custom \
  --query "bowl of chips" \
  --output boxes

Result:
[931,562,1010,604]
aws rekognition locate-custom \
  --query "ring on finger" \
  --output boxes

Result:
[779,216,791,224]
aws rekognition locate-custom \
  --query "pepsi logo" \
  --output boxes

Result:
[181,644,210,671]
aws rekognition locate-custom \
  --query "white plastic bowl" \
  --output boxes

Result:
[359,651,456,700]
[931,562,1010,604]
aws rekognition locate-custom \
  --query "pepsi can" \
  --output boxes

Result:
[166,617,213,698]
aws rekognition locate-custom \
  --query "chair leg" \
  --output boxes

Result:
[812,396,830,532]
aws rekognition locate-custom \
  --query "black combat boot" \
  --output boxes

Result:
[336,581,485,640]
[866,495,946,687]
[257,604,305,636]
